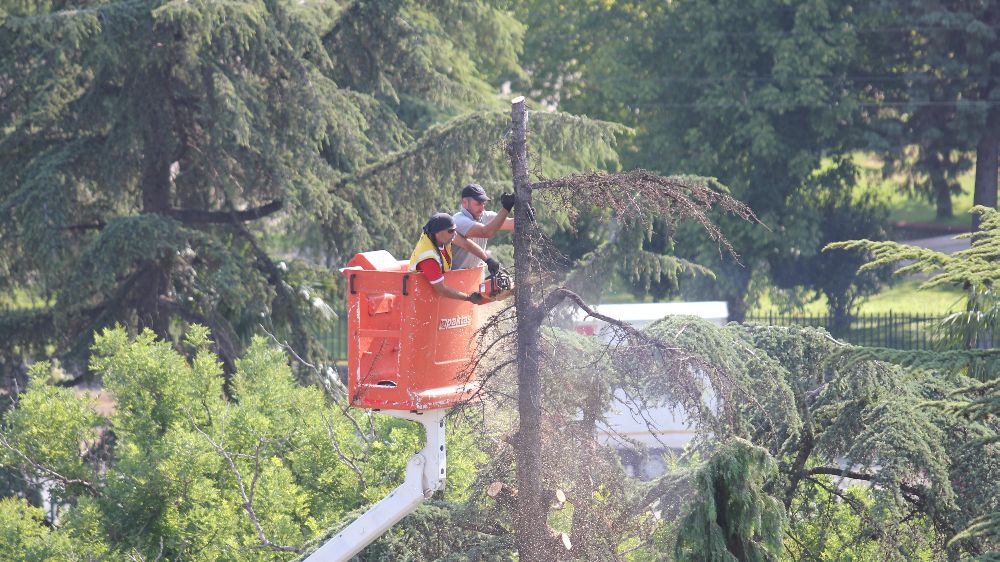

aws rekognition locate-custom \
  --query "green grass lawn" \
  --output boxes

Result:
[854,153,976,228]
[750,278,966,316]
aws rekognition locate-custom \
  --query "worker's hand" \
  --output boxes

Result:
[500,192,516,212]
[466,292,484,304]
[485,257,501,278]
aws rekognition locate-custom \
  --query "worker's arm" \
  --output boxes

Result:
[452,235,491,262]
[463,209,513,238]
[417,258,482,303]
[431,280,478,302]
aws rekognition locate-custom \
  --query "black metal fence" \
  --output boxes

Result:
[745,311,948,350]
[321,309,982,359]
[319,312,349,361]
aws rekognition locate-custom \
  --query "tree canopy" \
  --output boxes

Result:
[0,0,625,384]
[828,205,1000,549]
[0,325,489,560]
[1,1,997,560]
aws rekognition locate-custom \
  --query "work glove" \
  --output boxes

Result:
[500,192,516,212]
[485,257,501,278]
[466,292,484,304]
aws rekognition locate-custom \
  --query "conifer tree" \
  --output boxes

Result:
[0,0,535,383]
[828,206,1000,552]
[414,97,995,558]
[858,0,1000,223]
[515,0,894,321]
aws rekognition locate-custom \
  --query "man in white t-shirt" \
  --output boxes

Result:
[451,184,515,270]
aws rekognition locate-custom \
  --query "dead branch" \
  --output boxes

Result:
[164,199,283,224]
[320,413,367,490]
[192,417,302,554]
[805,466,927,499]
[0,432,98,494]
[531,170,762,259]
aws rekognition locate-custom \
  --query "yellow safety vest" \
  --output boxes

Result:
[408,233,453,273]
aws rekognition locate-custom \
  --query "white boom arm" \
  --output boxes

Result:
[304,409,447,562]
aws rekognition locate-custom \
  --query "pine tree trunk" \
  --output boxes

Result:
[137,73,175,337]
[715,477,750,561]
[827,296,851,337]
[509,97,549,562]
[725,266,751,323]
[931,166,953,219]
[935,183,953,219]
[972,108,999,232]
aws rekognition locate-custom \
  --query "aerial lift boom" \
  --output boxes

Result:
[303,409,446,562]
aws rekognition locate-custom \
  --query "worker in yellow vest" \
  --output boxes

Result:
[409,213,501,304]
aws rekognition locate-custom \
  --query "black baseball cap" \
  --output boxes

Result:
[461,183,490,202]
[423,212,456,236]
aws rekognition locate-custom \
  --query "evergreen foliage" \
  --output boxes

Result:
[0,326,487,560]
[515,0,891,320]
[2,0,604,384]
[767,160,891,332]
[446,303,996,559]
[345,109,625,259]
[828,206,1000,552]
[674,438,785,562]
[6,315,986,559]
[858,0,999,220]
[642,317,997,558]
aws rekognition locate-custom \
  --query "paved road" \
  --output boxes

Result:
[901,233,970,254]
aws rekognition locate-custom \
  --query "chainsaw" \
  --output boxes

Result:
[477,266,515,303]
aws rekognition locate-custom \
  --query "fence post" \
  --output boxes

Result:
[888,310,893,348]
[886,310,902,347]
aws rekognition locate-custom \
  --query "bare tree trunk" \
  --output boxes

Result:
[137,70,175,337]
[724,265,751,323]
[972,108,999,232]
[933,173,954,219]
[509,97,549,561]
[569,378,602,558]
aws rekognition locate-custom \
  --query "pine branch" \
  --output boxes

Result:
[329,110,506,192]
[60,221,106,231]
[542,287,775,433]
[163,200,283,224]
[527,170,761,259]
[805,466,926,498]
[783,427,815,509]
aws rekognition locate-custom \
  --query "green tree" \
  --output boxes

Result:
[0,497,86,561]
[785,483,937,561]
[768,160,891,332]
[391,313,991,560]
[0,325,488,560]
[674,439,785,562]
[857,1,1000,224]
[829,206,1000,553]
[0,0,526,382]
[388,101,979,560]
[516,0,894,320]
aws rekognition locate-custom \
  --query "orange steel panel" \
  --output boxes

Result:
[342,251,483,410]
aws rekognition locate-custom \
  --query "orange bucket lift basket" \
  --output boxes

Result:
[340,250,483,410]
